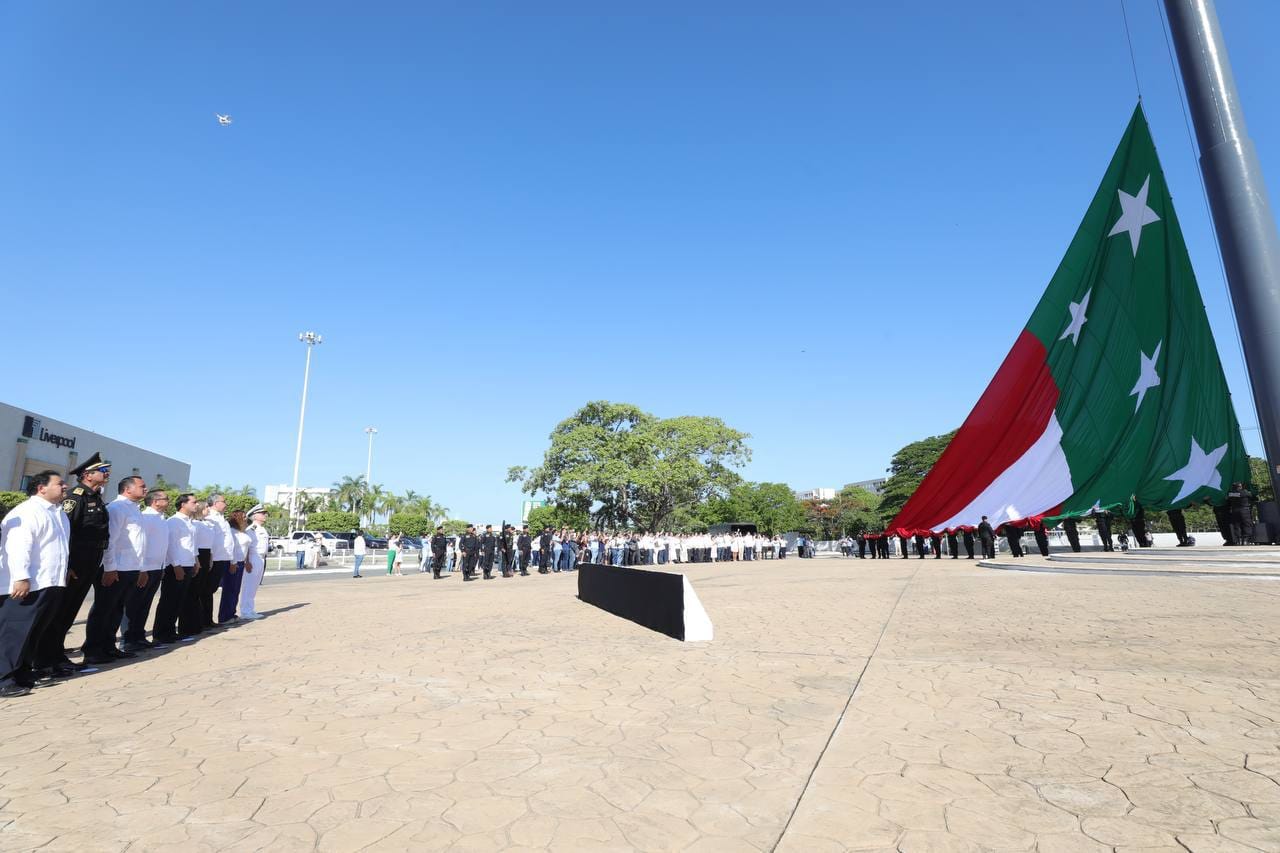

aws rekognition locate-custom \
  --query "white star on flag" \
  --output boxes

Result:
[1108,175,1161,256]
[1059,288,1092,345]
[1164,437,1228,503]
[1129,340,1162,411]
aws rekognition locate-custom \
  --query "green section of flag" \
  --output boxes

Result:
[1027,105,1248,515]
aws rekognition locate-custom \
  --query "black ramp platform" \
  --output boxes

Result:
[576,563,713,642]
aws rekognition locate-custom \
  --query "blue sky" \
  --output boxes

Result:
[5,1,1279,521]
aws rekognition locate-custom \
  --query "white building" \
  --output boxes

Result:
[794,487,837,501]
[2,402,190,492]
[263,484,333,508]
[845,478,887,495]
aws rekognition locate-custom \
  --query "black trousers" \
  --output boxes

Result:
[200,559,228,629]
[1003,531,1024,557]
[1168,509,1188,544]
[979,536,995,559]
[1063,519,1082,552]
[946,533,958,559]
[963,532,976,559]
[1231,510,1254,545]
[1213,505,1234,544]
[1033,527,1050,557]
[36,548,100,666]
[931,536,942,559]
[432,551,447,576]
[121,570,161,644]
[153,566,194,643]
[0,587,64,685]
[84,569,134,656]
[1095,516,1113,550]
[899,537,910,559]
[482,550,495,576]
[462,551,479,576]
[181,549,211,633]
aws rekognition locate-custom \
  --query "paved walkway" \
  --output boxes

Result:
[1,552,1278,851]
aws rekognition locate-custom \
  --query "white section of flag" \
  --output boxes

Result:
[928,413,1075,531]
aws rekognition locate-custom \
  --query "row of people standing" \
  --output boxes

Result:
[0,454,270,698]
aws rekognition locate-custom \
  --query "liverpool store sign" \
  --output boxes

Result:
[21,416,76,450]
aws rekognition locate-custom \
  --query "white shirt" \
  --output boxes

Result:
[0,495,70,592]
[103,495,147,573]
[232,529,251,563]
[250,523,270,557]
[140,507,169,572]
[166,513,198,567]
[194,517,215,549]
[207,510,235,561]
[247,525,267,568]
[353,536,367,555]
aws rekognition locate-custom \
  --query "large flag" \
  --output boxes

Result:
[888,105,1249,536]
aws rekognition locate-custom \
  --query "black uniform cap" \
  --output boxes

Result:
[69,452,110,477]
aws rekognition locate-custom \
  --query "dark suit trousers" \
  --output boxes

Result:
[0,587,63,684]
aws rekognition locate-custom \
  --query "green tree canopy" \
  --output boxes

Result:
[388,513,432,537]
[509,401,750,532]
[306,510,360,532]
[698,482,804,536]
[876,429,957,521]
[440,519,470,537]
[525,504,590,532]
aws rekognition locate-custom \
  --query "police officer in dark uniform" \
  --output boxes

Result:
[856,533,866,559]
[1128,500,1151,547]
[1002,524,1024,557]
[1227,482,1254,545]
[930,533,943,559]
[500,525,515,577]
[1062,518,1082,552]
[977,517,995,559]
[1167,508,1191,546]
[946,530,959,559]
[897,534,910,559]
[517,526,532,575]
[538,527,553,573]
[480,525,497,579]
[36,453,111,673]
[460,525,480,581]
[1091,507,1114,551]
[961,527,976,559]
[429,527,448,578]
[1032,521,1050,557]
[913,533,926,559]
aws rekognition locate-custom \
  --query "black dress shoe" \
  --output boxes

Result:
[82,654,116,666]
[0,684,32,698]
[50,664,78,678]
[110,649,137,660]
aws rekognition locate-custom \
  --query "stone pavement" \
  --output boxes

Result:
[1,553,1278,851]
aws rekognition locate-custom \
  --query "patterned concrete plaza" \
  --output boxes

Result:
[1,552,1279,851]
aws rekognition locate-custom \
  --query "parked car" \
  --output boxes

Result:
[272,531,351,557]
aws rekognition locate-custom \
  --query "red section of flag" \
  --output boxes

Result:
[888,330,1061,536]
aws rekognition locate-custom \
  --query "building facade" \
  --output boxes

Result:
[2,402,191,492]
[263,484,333,508]
[793,487,837,501]
[845,478,887,495]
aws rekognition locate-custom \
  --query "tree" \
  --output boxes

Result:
[441,519,470,537]
[332,475,368,515]
[698,482,805,536]
[525,504,590,532]
[388,513,432,536]
[306,510,360,531]
[0,492,25,517]
[876,429,958,521]
[509,400,750,532]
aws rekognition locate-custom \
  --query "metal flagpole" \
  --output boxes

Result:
[290,332,323,527]
[364,426,377,526]
[1163,0,1280,501]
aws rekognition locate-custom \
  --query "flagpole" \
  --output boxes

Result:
[1163,0,1280,501]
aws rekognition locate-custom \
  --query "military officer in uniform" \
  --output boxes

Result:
[977,517,996,559]
[429,527,448,578]
[500,525,515,578]
[480,525,497,579]
[1001,524,1024,558]
[961,527,976,559]
[1091,507,1114,551]
[930,533,943,559]
[36,453,111,673]
[517,526,532,576]
[460,525,480,581]
[1062,518,1082,552]
[1227,483,1255,545]
[1168,507,1191,546]
[946,529,959,559]
[1031,521,1050,557]
[538,527,553,574]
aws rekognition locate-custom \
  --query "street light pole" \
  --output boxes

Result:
[364,426,377,526]
[289,331,323,527]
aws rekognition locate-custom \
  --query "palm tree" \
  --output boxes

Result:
[366,483,386,526]
[332,475,368,514]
